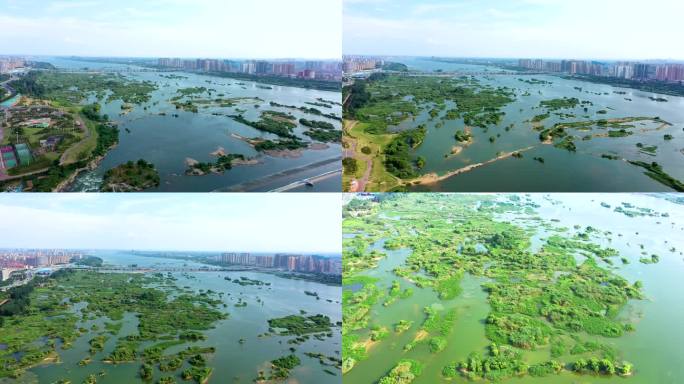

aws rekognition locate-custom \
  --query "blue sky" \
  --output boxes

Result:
[0,194,341,252]
[344,0,684,60]
[0,0,341,59]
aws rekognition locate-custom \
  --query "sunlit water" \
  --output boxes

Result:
[391,58,684,192]
[41,58,341,192]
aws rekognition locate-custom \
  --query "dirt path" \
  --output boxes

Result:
[344,120,374,192]
[412,145,536,185]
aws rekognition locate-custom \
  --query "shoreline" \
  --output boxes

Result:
[409,145,536,185]
[54,143,117,192]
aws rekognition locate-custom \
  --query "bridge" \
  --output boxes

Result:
[53,67,161,74]
[393,70,547,77]
[91,266,230,273]
[269,168,342,192]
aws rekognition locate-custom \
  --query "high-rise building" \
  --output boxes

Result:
[655,64,684,82]
[216,252,341,274]
[255,61,272,74]
[633,63,652,80]
[241,61,256,74]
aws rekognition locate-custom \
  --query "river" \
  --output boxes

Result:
[385,57,684,192]
[13,251,342,384]
[39,58,342,192]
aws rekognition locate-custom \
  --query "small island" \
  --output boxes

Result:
[100,159,160,192]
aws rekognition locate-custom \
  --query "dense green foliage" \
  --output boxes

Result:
[629,161,684,191]
[342,194,643,382]
[101,159,160,192]
[0,270,225,380]
[384,126,427,178]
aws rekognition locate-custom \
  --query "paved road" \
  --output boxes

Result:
[269,169,342,192]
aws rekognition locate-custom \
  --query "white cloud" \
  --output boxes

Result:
[0,0,342,58]
[0,194,342,253]
[344,0,684,59]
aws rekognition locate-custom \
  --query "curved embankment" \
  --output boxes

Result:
[411,145,536,185]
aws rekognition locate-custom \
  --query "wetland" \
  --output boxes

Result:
[342,193,684,383]
[0,251,341,383]
[342,58,684,192]
[2,58,341,192]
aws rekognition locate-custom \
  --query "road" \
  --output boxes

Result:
[269,168,342,192]
[0,73,16,103]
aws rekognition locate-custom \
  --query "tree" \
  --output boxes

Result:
[416,156,426,169]
[573,359,587,372]
[342,158,358,175]
[619,362,633,376]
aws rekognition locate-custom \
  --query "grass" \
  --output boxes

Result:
[60,111,98,165]
[343,120,400,191]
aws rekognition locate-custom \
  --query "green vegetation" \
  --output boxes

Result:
[253,138,308,152]
[382,62,409,72]
[267,314,333,336]
[304,128,342,143]
[342,194,645,382]
[378,359,424,384]
[299,118,335,130]
[186,154,246,176]
[608,129,632,137]
[11,71,156,104]
[639,254,660,264]
[101,159,160,192]
[384,126,427,179]
[343,157,358,175]
[395,320,413,333]
[343,74,516,188]
[229,112,297,139]
[204,71,340,92]
[629,161,684,191]
[74,256,104,267]
[267,354,301,380]
[531,113,550,122]
[540,97,580,111]
[454,130,472,143]
[0,270,225,380]
[270,101,341,121]
[637,143,658,155]
[567,74,684,97]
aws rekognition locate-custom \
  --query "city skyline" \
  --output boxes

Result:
[0,0,342,59]
[0,194,342,253]
[344,0,684,60]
